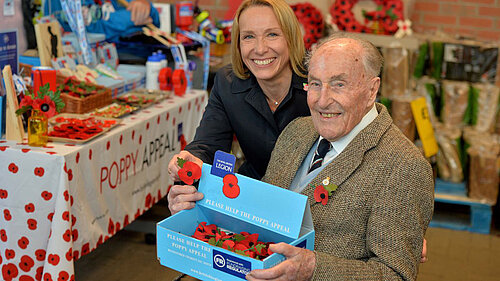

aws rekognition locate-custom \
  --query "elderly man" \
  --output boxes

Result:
[245,33,434,281]
[168,33,433,281]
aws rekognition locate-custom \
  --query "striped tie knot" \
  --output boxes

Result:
[308,139,332,174]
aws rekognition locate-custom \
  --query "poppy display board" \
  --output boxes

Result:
[157,163,315,281]
[0,90,207,280]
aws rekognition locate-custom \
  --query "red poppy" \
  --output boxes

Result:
[18,237,29,249]
[123,215,130,227]
[47,212,54,221]
[43,273,53,281]
[36,266,43,281]
[8,163,18,173]
[62,230,71,242]
[71,215,77,227]
[64,191,69,201]
[108,218,114,235]
[314,185,329,205]
[222,240,235,250]
[4,209,12,221]
[2,263,18,281]
[0,189,8,199]
[62,211,70,221]
[25,203,35,213]
[67,169,73,181]
[71,229,78,241]
[238,233,259,248]
[47,254,60,266]
[20,95,34,108]
[41,191,53,201]
[34,167,45,177]
[33,96,56,118]
[20,275,35,281]
[233,243,248,252]
[134,208,141,219]
[222,174,240,199]
[72,251,79,261]
[179,134,187,150]
[115,221,121,232]
[35,249,46,261]
[81,243,90,256]
[145,193,152,208]
[65,248,73,261]
[178,161,202,185]
[19,255,34,272]
[27,219,38,230]
[58,271,69,281]
[0,229,7,242]
[5,249,15,259]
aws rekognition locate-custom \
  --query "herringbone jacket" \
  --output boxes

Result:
[263,103,434,281]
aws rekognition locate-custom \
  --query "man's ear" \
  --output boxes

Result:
[368,77,380,103]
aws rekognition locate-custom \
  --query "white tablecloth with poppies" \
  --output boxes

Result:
[0,90,207,281]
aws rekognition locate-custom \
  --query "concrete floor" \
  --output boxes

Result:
[75,202,500,281]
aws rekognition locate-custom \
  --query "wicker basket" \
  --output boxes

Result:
[61,90,112,114]
[57,75,112,114]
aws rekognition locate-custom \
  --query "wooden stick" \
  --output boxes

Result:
[2,65,25,142]
[142,27,171,47]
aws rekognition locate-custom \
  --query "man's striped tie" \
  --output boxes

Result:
[308,139,332,174]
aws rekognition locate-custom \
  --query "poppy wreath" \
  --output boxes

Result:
[291,3,324,49]
[192,222,274,260]
[177,157,202,185]
[329,0,403,35]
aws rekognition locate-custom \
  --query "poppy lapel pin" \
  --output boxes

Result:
[312,177,338,206]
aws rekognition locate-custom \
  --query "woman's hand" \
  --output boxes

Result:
[167,184,204,215]
[168,151,203,182]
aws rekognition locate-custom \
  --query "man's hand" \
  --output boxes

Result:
[168,151,203,182]
[420,238,428,263]
[246,243,315,281]
[128,0,152,26]
[167,184,204,215]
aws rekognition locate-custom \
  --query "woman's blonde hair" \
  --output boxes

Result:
[230,0,306,79]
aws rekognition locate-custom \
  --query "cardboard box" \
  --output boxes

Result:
[157,164,314,280]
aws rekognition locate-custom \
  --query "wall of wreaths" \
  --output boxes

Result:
[153,0,499,42]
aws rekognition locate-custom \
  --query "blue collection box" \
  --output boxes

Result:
[157,163,315,280]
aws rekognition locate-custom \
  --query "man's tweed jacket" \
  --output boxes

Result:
[262,103,434,281]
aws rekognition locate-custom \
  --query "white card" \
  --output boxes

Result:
[3,0,15,16]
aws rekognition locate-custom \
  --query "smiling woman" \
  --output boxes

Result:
[167,0,311,185]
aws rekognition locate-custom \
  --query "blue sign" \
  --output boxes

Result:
[0,30,18,74]
[212,249,251,279]
[211,150,236,178]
